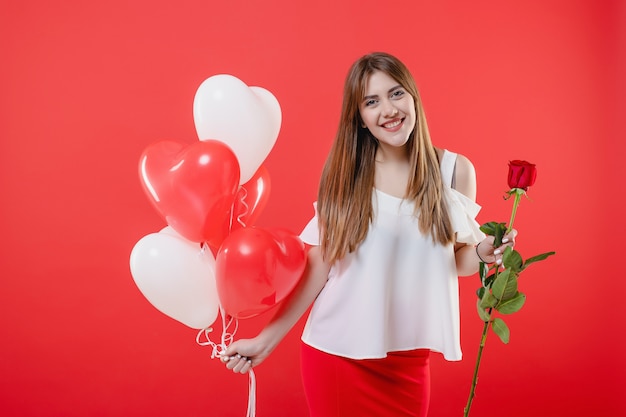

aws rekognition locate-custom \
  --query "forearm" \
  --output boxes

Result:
[258,246,329,350]
[455,243,481,277]
[222,246,330,373]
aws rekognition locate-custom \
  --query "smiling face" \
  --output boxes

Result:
[359,70,416,150]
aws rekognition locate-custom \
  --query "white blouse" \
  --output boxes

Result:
[299,150,485,361]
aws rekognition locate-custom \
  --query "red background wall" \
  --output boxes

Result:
[1,0,624,416]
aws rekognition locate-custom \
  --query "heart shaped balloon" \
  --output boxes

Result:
[139,139,240,247]
[193,74,281,184]
[215,227,306,319]
[129,228,219,329]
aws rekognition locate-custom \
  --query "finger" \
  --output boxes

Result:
[222,343,239,358]
[224,358,236,370]
[239,359,253,374]
[220,351,236,363]
[496,236,515,252]
[232,356,252,373]
[225,354,243,370]
[232,356,252,374]
[221,341,245,363]
[491,247,502,265]
[503,229,518,244]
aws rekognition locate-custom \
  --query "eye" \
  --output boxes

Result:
[364,98,378,107]
[391,89,405,99]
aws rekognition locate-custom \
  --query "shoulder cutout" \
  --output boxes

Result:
[452,154,477,202]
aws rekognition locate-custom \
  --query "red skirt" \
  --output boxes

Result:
[300,342,431,417]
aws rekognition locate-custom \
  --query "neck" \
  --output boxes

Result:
[375,143,411,164]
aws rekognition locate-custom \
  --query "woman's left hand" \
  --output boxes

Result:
[476,229,517,265]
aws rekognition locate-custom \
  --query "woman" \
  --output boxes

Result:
[221,52,515,417]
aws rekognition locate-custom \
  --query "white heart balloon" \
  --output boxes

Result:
[193,74,281,183]
[129,229,219,329]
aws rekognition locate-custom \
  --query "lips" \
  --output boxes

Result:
[382,118,403,129]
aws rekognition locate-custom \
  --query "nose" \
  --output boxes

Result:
[383,101,398,117]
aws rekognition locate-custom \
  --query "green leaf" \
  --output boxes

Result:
[505,188,527,199]
[479,262,488,281]
[476,300,491,322]
[503,247,523,272]
[481,271,496,289]
[479,221,500,235]
[492,318,510,344]
[521,251,556,272]
[479,291,498,309]
[476,286,485,299]
[492,269,518,301]
[496,292,526,314]
[493,223,507,247]
[480,222,507,246]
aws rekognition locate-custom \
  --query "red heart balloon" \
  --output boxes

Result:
[215,227,306,319]
[230,164,271,231]
[139,140,240,247]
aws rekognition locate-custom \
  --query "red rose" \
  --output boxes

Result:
[507,160,537,190]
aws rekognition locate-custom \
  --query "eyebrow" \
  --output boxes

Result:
[362,84,403,102]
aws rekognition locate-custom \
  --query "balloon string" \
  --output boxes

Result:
[233,186,249,230]
[247,369,257,417]
[195,307,238,358]
[196,308,256,417]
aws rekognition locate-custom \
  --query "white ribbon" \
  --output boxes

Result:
[196,308,256,417]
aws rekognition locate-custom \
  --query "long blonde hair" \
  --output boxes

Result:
[317,52,454,263]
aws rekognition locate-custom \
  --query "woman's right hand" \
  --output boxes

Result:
[220,336,274,374]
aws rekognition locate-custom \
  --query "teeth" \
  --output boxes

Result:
[383,120,401,128]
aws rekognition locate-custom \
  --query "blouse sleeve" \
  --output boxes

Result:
[444,187,486,245]
[299,202,320,246]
